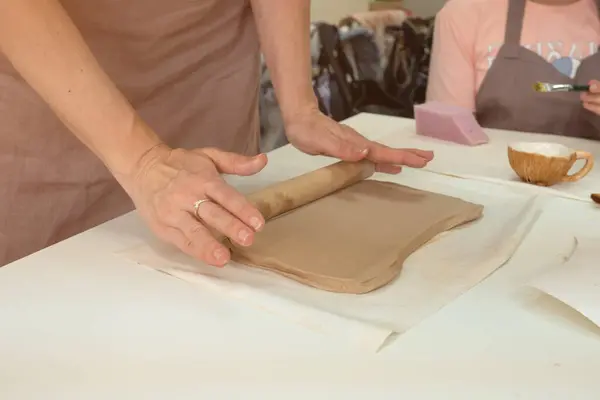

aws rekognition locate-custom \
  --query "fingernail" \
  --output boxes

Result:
[213,248,228,263]
[250,217,263,231]
[238,228,252,244]
[357,148,369,154]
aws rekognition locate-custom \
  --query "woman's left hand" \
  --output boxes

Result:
[285,107,434,174]
[581,80,600,115]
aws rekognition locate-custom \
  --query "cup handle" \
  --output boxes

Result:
[562,151,594,182]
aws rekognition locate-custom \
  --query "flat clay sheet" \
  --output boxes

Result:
[230,180,483,294]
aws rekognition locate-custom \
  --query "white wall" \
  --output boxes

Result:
[310,0,447,22]
[310,0,368,22]
[402,0,447,16]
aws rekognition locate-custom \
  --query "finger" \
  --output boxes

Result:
[204,179,265,231]
[375,164,403,174]
[589,80,600,94]
[335,126,434,167]
[202,148,268,176]
[367,143,434,167]
[194,199,255,247]
[581,92,600,106]
[583,101,600,115]
[334,125,435,163]
[402,148,435,161]
[168,215,230,267]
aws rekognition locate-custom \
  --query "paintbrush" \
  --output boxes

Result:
[533,82,590,93]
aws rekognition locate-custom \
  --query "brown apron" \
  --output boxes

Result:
[0,0,260,266]
[475,0,600,139]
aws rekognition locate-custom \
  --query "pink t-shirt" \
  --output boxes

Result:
[426,0,600,111]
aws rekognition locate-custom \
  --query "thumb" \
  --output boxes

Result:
[201,148,268,176]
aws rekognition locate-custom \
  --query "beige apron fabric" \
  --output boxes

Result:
[0,0,260,266]
[475,0,600,139]
[230,180,483,294]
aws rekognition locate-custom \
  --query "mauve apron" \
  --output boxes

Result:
[475,0,600,139]
[0,0,260,266]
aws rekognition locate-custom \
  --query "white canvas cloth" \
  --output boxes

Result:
[117,170,541,351]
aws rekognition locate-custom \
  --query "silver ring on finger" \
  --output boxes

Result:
[193,198,211,220]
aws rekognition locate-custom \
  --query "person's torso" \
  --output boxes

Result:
[471,0,600,139]
[0,0,261,153]
[466,0,600,91]
[0,0,261,265]
[61,0,261,152]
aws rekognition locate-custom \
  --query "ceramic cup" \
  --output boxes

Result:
[507,142,594,186]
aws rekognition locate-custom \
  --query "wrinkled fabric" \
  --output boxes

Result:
[0,0,260,266]
[475,0,600,139]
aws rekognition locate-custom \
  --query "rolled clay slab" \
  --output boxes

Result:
[229,162,483,294]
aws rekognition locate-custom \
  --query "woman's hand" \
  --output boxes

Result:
[285,107,434,174]
[126,145,268,267]
[581,80,600,115]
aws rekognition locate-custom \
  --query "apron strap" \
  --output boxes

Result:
[504,0,526,45]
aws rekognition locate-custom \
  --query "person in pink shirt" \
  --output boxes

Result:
[427,0,600,138]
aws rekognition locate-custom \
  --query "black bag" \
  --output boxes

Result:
[383,17,435,117]
[312,23,412,121]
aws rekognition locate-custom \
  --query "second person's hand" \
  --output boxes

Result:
[581,79,600,115]
[126,144,268,267]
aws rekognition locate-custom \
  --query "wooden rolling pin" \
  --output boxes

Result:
[210,160,376,243]
[247,160,376,221]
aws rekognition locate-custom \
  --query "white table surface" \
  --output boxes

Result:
[2,114,600,399]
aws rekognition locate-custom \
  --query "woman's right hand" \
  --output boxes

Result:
[126,144,268,267]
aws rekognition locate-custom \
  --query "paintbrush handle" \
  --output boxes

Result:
[571,85,590,92]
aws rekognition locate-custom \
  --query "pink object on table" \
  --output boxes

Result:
[414,101,489,146]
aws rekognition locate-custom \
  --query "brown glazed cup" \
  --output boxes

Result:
[508,142,594,186]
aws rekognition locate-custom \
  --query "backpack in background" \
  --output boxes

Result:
[313,22,411,122]
[258,18,434,152]
[383,17,435,118]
